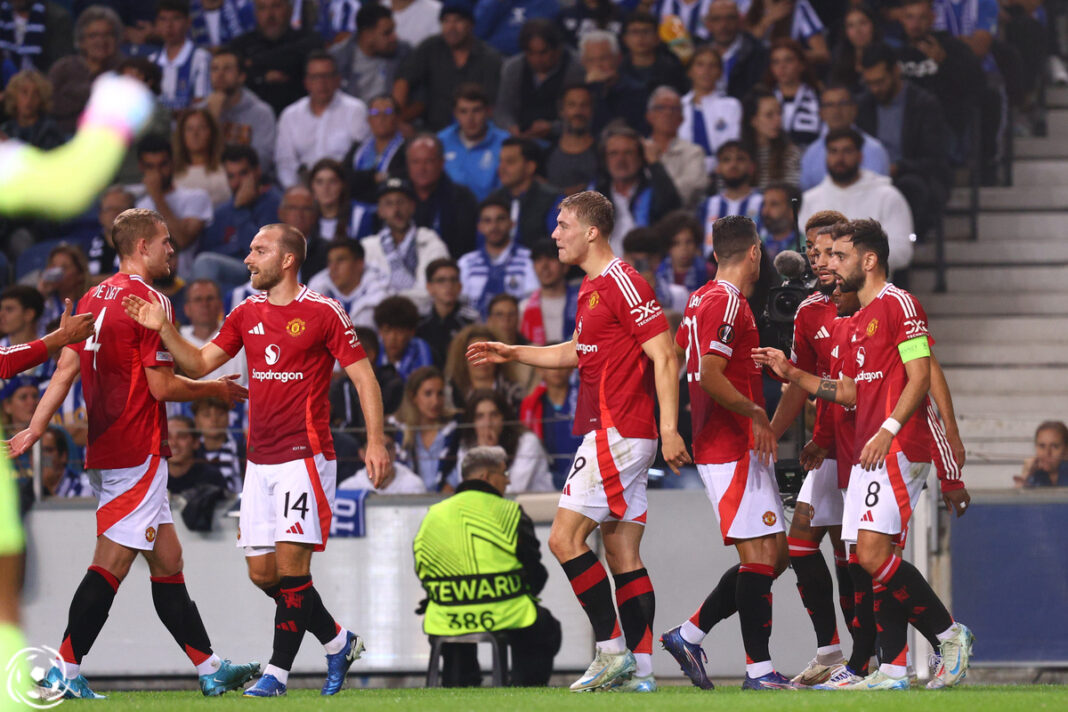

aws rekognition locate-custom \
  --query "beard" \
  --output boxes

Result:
[250,265,282,291]
[816,277,836,295]
[836,267,864,293]
[828,163,860,184]
[721,174,749,190]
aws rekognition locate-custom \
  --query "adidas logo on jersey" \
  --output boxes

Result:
[831,345,839,358]
[814,326,830,340]
[285,522,305,535]
[861,511,875,523]
[249,322,265,335]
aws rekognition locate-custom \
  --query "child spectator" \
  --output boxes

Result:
[192,397,245,494]
[373,296,434,380]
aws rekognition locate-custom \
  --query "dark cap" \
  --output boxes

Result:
[377,176,416,201]
[0,375,38,402]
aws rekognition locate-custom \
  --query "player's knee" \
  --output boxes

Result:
[855,547,885,576]
[247,567,276,588]
[548,530,579,563]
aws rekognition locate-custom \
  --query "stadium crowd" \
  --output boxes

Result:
[0,0,1061,505]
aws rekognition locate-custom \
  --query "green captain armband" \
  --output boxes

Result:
[898,335,931,364]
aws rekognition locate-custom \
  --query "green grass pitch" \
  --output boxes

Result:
[87,685,1068,712]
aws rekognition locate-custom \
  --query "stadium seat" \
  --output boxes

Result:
[426,633,509,688]
[14,237,82,282]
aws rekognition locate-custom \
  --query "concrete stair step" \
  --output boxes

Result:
[956,414,1054,441]
[934,342,1068,365]
[1011,159,1068,185]
[1015,137,1068,159]
[1049,87,1068,108]
[941,367,1068,395]
[914,239,1068,264]
[955,463,1020,489]
[953,393,1068,415]
[948,185,1068,211]
[1049,108,1068,136]
[916,293,1068,317]
[943,212,1068,241]
[929,316,1068,343]
[910,265,1068,293]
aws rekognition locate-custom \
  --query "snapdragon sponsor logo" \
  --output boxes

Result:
[854,370,884,383]
[252,369,305,383]
[575,342,598,355]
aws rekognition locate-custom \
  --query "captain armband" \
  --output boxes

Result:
[897,335,931,364]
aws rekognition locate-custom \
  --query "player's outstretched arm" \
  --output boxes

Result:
[929,350,965,468]
[641,330,692,474]
[5,348,81,457]
[40,299,96,355]
[700,353,777,465]
[144,368,248,406]
[859,355,931,471]
[466,339,578,370]
[751,347,856,407]
[122,293,230,377]
[343,359,393,488]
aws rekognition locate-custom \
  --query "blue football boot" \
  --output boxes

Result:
[659,626,714,689]
[199,659,260,696]
[243,673,287,697]
[321,632,364,695]
[742,670,800,690]
[39,666,106,699]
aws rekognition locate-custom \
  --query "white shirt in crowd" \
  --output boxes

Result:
[153,39,211,108]
[680,91,742,173]
[338,460,428,494]
[798,169,915,273]
[384,0,442,47]
[455,432,554,495]
[307,267,389,329]
[275,91,371,188]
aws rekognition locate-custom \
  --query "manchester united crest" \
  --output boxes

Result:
[762,511,777,526]
[145,526,156,543]
[286,318,306,337]
[866,319,879,337]
[588,291,600,309]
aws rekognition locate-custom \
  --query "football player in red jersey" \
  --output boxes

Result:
[660,215,796,691]
[754,218,973,690]
[122,223,391,697]
[8,209,257,699]
[467,191,691,692]
[766,211,853,686]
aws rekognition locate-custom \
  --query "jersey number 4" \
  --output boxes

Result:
[284,491,309,520]
[83,307,108,371]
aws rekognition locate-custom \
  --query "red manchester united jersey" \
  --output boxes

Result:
[212,286,367,464]
[813,314,858,487]
[847,283,933,464]
[73,273,174,469]
[572,258,668,439]
[791,292,837,453]
[677,280,763,464]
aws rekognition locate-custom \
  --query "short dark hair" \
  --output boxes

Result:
[117,56,162,94]
[846,218,890,274]
[622,226,662,256]
[478,194,511,216]
[711,215,760,263]
[356,3,392,34]
[374,295,419,330]
[326,238,365,261]
[221,143,259,168]
[715,139,750,161]
[622,9,658,32]
[355,326,379,357]
[487,293,518,314]
[137,133,172,159]
[860,43,898,72]
[501,136,540,164]
[211,44,242,65]
[559,190,614,238]
[156,0,190,18]
[763,181,801,205]
[186,278,222,299]
[453,82,489,107]
[43,425,69,458]
[0,285,44,321]
[530,237,559,260]
[656,210,702,249]
[425,257,459,282]
[260,223,307,269]
[519,17,562,51]
[825,127,863,151]
[305,50,337,74]
[805,210,847,234]
[112,208,166,257]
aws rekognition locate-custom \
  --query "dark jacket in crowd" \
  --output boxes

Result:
[898,31,985,138]
[716,32,769,101]
[856,81,951,189]
[589,74,650,135]
[494,49,585,133]
[488,180,563,248]
[593,162,682,229]
[620,45,689,97]
[0,117,65,150]
[411,173,479,257]
[230,26,324,115]
[395,34,502,132]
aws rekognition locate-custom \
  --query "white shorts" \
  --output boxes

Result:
[88,454,173,551]
[237,453,336,555]
[796,459,845,528]
[558,428,656,525]
[841,452,931,545]
[698,452,785,545]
